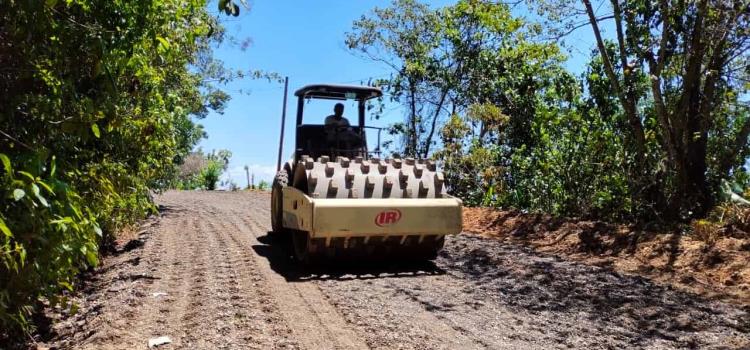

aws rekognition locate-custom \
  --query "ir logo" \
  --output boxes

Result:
[375,209,402,227]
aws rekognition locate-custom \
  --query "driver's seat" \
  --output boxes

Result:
[296,124,366,160]
[324,125,365,159]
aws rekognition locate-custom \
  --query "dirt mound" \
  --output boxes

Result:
[463,207,750,304]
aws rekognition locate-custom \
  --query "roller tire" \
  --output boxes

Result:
[270,170,288,237]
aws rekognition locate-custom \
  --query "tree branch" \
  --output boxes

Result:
[676,0,708,132]
[549,15,614,40]
[611,0,629,79]
[644,0,676,162]
[0,129,34,151]
[582,0,646,158]
[720,113,750,175]
[582,0,624,102]
[698,0,742,133]
[422,87,449,158]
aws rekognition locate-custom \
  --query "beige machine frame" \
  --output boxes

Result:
[282,187,462,243]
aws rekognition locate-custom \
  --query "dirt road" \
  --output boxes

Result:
[41,191,749,349]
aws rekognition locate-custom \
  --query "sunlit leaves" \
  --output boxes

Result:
[0,154,11,177]
[90,124,100,138]
[0,217,11,239]
[12,189,25,201]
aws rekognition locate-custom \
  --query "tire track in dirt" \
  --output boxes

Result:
[111,207,210,349]
[157,215,199,348]
[135,215,194,345]
[135,194,299,349]
[209,214,300,349]
[312,264,497,349]
[232,213,369,349]
[178,216,221,348]
[217,218,300,349]
[75,210,188,349]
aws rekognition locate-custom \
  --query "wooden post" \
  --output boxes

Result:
[276,76,289,172]
[244,165,250,189]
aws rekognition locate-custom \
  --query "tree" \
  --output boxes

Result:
[350,0,590,209]
[347,0,442,157]
[257,180,270,191]
[348,0,569,159]
[535,0,750,219]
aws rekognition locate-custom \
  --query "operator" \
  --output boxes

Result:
[324,103,362,153]
[324,103,350,127]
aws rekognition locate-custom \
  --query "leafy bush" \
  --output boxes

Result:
[1,153,101,329]
[200,161,224,191]
[257,180,270,191]
[0,0,231,335]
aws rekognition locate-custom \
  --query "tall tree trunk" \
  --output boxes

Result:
[422,88,449,158]
[583,0,646,164]
[407,80,418,157]
[673,0,712,217]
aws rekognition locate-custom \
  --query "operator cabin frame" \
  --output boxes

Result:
[293,84,383,162]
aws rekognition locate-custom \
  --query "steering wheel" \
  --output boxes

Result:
[326,124,361,150]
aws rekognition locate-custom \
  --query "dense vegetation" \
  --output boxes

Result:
[0,0,243,335]
[348,0,749,221]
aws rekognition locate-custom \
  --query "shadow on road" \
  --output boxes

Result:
[252,232,445,282]
[444,234,750,348]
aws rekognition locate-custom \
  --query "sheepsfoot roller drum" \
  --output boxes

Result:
[281,155,461,262]
[270,84,462,263]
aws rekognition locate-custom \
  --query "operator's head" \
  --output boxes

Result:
[334,103,344,117]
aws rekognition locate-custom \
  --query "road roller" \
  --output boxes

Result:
[270,84,462,263]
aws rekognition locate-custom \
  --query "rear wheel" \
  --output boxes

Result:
[270,170,288,236]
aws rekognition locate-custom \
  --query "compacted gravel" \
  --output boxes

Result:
[36,191,750,349]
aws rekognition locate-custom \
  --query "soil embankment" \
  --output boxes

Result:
[464,207,750,304]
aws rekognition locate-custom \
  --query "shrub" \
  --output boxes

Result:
[200,161,224,191]
[257,180,270,191]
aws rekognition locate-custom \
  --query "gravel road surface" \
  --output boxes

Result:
[42,191,749,349]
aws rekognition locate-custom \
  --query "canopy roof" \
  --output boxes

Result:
[294,84,382,101]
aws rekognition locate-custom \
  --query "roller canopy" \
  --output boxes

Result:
[294,84,382,101]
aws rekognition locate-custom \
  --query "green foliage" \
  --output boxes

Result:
[355,0,750,222]
[348,0,563,158]
[257,180,270,191]
[176,149,232,190]
[1,152,101,329]
[0,0,232,335]
[531,0,750,220]
[360,0,622,217]
[347,0,440,157]
[200,161,224,191]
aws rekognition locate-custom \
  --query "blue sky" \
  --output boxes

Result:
[197,1,602,188]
